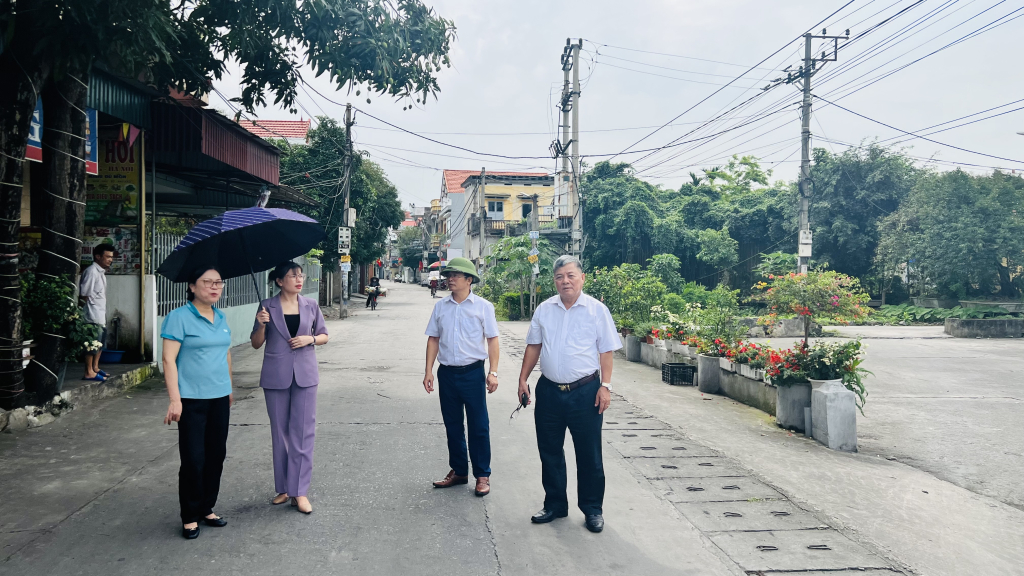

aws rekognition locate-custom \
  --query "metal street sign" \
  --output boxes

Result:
[529,248,539,256]
[532,264,540,275]
[338,226,351,255]
[529,231,539,240]
[340,262,352,272]
[340,255,352,263]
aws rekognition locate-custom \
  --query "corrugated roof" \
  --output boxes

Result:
[238,119,311,141]
[442,169,548,196]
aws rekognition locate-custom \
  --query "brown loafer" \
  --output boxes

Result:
[432,470,469,488]
[475,477,490,497]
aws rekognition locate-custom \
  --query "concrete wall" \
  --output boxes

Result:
[719,370,777,416]
[944,318,1024,338]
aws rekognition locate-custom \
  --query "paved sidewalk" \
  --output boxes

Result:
[572,329,1024,576]
[0,284,735,575]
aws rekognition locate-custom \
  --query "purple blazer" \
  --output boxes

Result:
[252,294,328,389]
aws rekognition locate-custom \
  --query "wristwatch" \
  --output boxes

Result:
[489,371,499,378]
[601,382,613,392]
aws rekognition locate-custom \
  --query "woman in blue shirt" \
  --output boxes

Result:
[161,266,234,540]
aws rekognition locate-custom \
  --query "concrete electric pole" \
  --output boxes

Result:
[784,30,848,273]
[554,38,583,256]
[478,167,487,271]
[570,39,582,256]
[342,103,354,305]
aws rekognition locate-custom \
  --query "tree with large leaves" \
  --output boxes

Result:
[0,0,455,408]
[277,117,404,268]
[877,169,1024,299]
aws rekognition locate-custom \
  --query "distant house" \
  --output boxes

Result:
[237,119,311,145]
[440,169,557,265]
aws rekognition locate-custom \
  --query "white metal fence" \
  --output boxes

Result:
[154,232,321,315]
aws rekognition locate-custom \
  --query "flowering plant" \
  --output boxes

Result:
[699,337,732,357]
[752,270,871,345]
[763,346,808,387]
[804,340,870,413]
[731,341,762,365]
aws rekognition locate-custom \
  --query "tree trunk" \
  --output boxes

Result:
[0,45,51,410]
[996,261,1018,299]
[803,315,811,350]
[24,64,91,405]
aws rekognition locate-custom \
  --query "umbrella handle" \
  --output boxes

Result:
[241,237,263,301]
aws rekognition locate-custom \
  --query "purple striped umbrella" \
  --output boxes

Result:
[156,207,327,296]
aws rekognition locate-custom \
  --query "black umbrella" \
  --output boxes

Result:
[156,207,327,298]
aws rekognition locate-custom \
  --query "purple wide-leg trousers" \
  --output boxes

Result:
[264,380,318,497]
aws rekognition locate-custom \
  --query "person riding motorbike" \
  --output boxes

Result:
[366,277,381,309]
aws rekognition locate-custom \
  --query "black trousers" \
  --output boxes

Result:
[534,376,605,515]
[438,362,491,478]
[178,395,230,524]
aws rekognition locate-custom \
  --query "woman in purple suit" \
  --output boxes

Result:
[251,261,329,514]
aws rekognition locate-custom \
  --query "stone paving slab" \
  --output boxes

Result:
[607,436,718,458]
[653,476,786,503]
[707,529,893,572]
[673,499,827,532]
[602,417,670,430]
[625,456,748,479]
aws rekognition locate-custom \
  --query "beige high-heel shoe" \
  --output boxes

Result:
[291,497,312,514]
[271,493,289,505]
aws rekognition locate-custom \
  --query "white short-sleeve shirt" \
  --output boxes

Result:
[79,263,107,326]
[526,292,622,384]
[425,292,500,367]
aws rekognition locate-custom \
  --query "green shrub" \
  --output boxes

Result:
[500,292,523,321]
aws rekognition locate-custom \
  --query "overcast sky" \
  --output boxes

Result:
[214,0,1024,208]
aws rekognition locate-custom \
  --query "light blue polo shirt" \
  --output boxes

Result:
[160,302,233,399]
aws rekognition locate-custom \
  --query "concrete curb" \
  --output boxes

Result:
[0,362,159,434]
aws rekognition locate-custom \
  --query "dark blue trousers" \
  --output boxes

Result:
[534,377,605,515]
[438,363,491,478]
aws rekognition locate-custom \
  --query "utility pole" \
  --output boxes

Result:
[570,39,582,256]
[529,194,539,316]
[342,103,354,305]
[781,29,848,274]
[478,167,487,271]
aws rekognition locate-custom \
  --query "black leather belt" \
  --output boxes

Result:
[440,360,484,374]
[541,371,599,392]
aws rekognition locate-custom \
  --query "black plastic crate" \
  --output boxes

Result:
[661,363,696,386]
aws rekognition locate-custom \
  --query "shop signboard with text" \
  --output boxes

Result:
[85,129,140,225]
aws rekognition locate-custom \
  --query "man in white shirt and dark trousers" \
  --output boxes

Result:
[518,255,622,533]
[423,258,501,497]
[79,244,115,381]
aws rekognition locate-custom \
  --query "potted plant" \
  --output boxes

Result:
[651,328,667,348]
[747,345,768,381]
[734,341,761,379]
[752,270,871,347]
[686,336,701,359]
[21,272,103,395]
[764,346,811,431]
[804,340,870,412]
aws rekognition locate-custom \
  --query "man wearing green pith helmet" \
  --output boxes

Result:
[422,258,500,497]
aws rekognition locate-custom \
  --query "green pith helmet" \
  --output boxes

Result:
[441,257,481,284]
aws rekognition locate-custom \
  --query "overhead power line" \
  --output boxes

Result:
[815,95,1024,165]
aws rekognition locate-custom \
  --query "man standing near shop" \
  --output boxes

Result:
[423,257,500,497]
[80,244,115,381]
[518,255,621,533]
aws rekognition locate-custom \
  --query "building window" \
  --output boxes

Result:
[522,204,533,218]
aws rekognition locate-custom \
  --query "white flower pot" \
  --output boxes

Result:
[653,338,665,349]
[718,357,735,372]
[738,364,754,379]
[680,344,690,357]
[697,354,720,394]
[811,379,857,452]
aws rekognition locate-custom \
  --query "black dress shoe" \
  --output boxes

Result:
[585,514,604,533]
[182,525,200,539]
[531,508,568,524]
[203,516,227,527]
